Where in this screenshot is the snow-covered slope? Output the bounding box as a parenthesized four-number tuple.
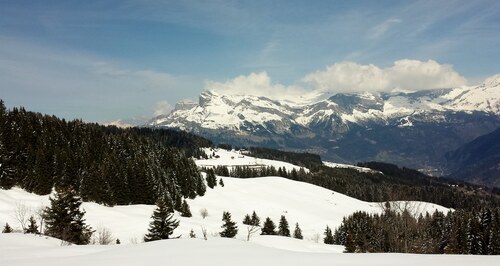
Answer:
(196, 148, 308, 172)
(0, 176, 447, 246)
(2, 234, 499, 266)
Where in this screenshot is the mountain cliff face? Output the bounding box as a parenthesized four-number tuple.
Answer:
(150, 75, 500, 177)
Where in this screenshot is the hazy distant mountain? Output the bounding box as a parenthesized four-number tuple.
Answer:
(446, 126, 500, 188)
(150, 74, 500, 178)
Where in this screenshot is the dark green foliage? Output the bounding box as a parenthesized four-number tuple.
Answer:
(278, 215, 290, 237)
(189, 229, 196, 238)
(25, 216, 39, 234)
(116, 238, 120, 244)
(324, 226, 334, 244)
(243, 211, 261, 226)
(261, 217, 277, 235)
(334, 207, 500, 254)
(293, 223, 303, 239)
(180, 200, 192, 217)
(242, 214, 252, 225)
(43, 188, 93, 244)
(247, 147, 323, 170)
(206, 168, 217, 189)
(144, 199, 179, 242)
(250, 211, 260, 226)
(220, 211, 238, 238)
(0, 101, 209, 205)
(219, 178, 224, 187)
(2, 223, 13, 233)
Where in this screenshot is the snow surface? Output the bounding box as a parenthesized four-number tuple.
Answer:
(323, 161, 378, 173)
(196, 148, 308, 172)
(0, 156, 477, 266)
(1, 233, 499, 266)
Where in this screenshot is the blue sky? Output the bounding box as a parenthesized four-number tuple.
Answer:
(1, 0, 499, 122)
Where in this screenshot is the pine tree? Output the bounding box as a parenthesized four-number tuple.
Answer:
(25, 216, 39, 234)
(2, 223, 13, 233)
(250, 211, 260, 226)
(218, 178, 224, 187)
(324, 225, 334, 244)
(206, 169, 217, 189)
(293, 223, 303, 239)
(278, 215, 290, 237)
(180, 199, 192, 217)
(43, 188, 93, 244)
(243, 214, 252, 225)
(344, 229, 356, 252)
(189, 229, 196, 238)
(116, 238, 121, 244)
(220, 211, 238, 238)
(144, 199, 179, 242)
(261, 217, 277, 235)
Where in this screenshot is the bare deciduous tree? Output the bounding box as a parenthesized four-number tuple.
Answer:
(92, 225, 114, 245)
(246, 224, 260, 241)
(201, 226, 208, 240)
(200, 208, 209, 219)
(12, 203, 31, 231)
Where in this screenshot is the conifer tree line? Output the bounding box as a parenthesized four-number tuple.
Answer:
(0, 100, 209, 206)
(331, 206, 500, 255)
(206, 163, 499, 210)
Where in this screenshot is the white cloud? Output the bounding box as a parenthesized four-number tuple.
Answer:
(153, 100, 173, 116)
(369, 18, 402, 39)
(303, 60, 467, 93)
(204, 72, 306, 101)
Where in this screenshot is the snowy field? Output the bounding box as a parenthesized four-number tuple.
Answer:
(196, 148, 309, 172)
(1, 233, 499, 266)
(0, 153, 470, 265)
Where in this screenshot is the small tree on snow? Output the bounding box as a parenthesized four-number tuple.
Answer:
(2, 223, 13, 233)
(180, 200, 192, 217)
(324, 225, 334, 244)
(144, 199, 179, 242)
(293, 223, 303, 239)
(218, 178, 224, 187)
(25, 216, 39, 234)
(278, 215, 290, 237)
(220, 211, 238, 238)
(200, 208, 209, 219)
(261, 217, 277, 235)
(43, 187, 93, 245)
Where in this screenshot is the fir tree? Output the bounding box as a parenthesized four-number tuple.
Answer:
(206, 169, 217, 189)
(344, 229, 356, 252)
(180, 199, 192, 217)
(250, 211, 260, 226)
(243, 214, 252, 225)
(25, 216, 39, 234)
(218, 178, 224, 187)
(43, 188, 93, 244)
(261, 217, 277, 235)
(324, 225, 334, 244)
(278, 215, 290, 237)
(293, 223, 303, 239)
(144, 199, 179, 242)
(116, 238, 121, 244)
(189, 229, 196, 238)
(220, 211, 238, 238)
(2, 223, 13, 233)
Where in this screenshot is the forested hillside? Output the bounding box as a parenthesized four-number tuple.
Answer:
(0, 100, 209, 206)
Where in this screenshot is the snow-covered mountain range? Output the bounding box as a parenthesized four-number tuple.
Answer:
(150, 74, 500, 177)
